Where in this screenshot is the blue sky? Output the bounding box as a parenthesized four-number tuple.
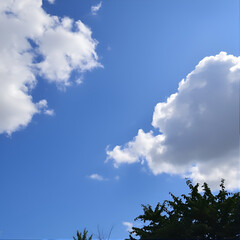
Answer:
(0, 0, 239, 239)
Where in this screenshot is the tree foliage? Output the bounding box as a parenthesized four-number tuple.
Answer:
(73, 226, 113, 240)
(73, 228, 93, 240)
(128, 179, 240, 240)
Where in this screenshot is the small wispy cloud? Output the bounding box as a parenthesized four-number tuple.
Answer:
(123, 222, 133, 232)
(44, 109, 55, 116)
(76, 77, 83, 85)
(36, 100, 54, 116)
(89, 173, 105, 181)
(91, 2, 102, 15)
(47, 0, 55, 4)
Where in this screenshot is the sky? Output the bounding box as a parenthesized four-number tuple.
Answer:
(0, 0, 239, 239)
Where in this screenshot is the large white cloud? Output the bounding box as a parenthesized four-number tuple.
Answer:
(0, 0, 100, 134)
(107, 52, 240, 191)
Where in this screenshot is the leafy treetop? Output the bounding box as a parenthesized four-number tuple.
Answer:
(127, 179, 240, 240)
(73, 228, 93, 240)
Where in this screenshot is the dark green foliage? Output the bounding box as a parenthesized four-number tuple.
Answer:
(73, 228, 93, 240)
(73, 226, 113, 240)
(128, 179, 240, 240)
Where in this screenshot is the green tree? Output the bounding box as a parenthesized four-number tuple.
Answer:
(73, 228, 93, 240)
(128, 179, 240, 240)
(73, 226, 113, 240)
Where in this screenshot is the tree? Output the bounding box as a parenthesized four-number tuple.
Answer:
(73, 226, 113, 240)
(73, 228, 93, 240)
(127, 179, 240, 240)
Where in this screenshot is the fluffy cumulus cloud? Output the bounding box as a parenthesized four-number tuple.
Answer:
(107, 52, 240, 191)
(0, 0, 100, 135)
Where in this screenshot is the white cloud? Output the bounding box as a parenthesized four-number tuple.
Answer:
(107, 52, 240, 191)
(44, 109, 55, 116)
(123, 222, 133, 232)
(36, 99, 54, 116)
(89, 173, 106, 181)
(47, 0, 55, 4)
(37, 18, 102, 85)
(0, 0, 100, 135)
(76, 76, 84, 85)
(91, 2, 102, 15)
